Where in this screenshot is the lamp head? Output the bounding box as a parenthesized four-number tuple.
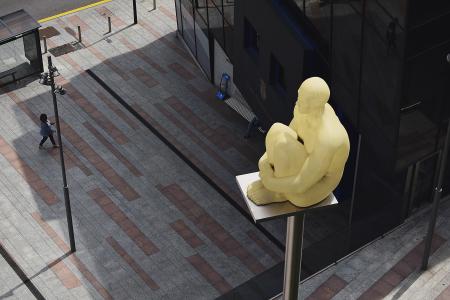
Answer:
(39, 72, 50, 86)
(49, 66, 60, 77)
(55, 85, 66, 95)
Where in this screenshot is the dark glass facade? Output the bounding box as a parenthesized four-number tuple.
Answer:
(234, 0, 450, 276)
(174, 0, 235, 81)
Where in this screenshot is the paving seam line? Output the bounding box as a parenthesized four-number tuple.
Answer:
(85, 68, 284, 251)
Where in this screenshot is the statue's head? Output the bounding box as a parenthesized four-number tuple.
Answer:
(296, 77, 330, 114)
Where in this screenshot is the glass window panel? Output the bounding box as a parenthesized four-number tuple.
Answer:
(223, 4, 234, 26)
(181, 1, 197, 56)
(210, 0, 223, 14)
(374, 0, 407, 28)
(305, 0, 331, 44)
(408, 0, 450, 27)
(208, 4, 225, 49)
(270, 54, 286, 92)
(175, 0, 183, 34)
(331, 1, 363, 125)
(195, 14, 211, 76)
(195, 0, 209, 23)
(291, 0, 305, 13)
(223, 23, 233, 60)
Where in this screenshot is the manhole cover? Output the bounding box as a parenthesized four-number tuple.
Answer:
(39, 26, 60, 39)
(48, 42, 83, 57)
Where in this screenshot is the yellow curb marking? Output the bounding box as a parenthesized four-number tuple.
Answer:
(38, 0, 112, 23)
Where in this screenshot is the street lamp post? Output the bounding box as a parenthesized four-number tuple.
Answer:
(43, 56, 76, 253)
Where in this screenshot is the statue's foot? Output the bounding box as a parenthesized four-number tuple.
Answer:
(247, 180, 285, 205)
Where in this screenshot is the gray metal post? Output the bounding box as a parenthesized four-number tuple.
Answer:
(283, 214, 305, 300)
(77, 26, 82, 43)
(133, 0, 138, 24)
(153, 0, 156, 10)
(422, 120, 450, 270)
(47, 56, 76, 253)
(43, 36, 47, 54)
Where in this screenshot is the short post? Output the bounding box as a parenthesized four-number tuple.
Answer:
(133, 0, 138, 24)
(42, 36, 48, 54)
(153, 0, 156, 10)
(77, 26, 82, 43)
(107, 16, 112, 34)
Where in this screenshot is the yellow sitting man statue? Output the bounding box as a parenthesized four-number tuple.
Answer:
(247, 77, 350, 207)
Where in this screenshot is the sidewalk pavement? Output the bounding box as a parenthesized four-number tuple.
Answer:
(296, 198, 450, 300)
(1, 0, 450, 299)
(0, 0, 284, 299)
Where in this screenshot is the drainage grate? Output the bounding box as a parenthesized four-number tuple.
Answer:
(48, 42, 83, 57)
(39, 26, 60, 39)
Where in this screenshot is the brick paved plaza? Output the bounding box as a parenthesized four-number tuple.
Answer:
(0, 0, 449, 299)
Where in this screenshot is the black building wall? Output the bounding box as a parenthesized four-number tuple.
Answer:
(233, 0, 327, 127)
(233, 0, 450, 273)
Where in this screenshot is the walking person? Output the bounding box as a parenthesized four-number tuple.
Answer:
(39, 113, 59, 149)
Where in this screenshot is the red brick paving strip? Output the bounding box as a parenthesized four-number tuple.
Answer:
(2, 89, 92, 176)
(246, 230, 282, 262)
(130, 68, 159, 88)
(60, 15, 129, 81)
(167, 95, 260, 162)
(88, 46, 131, 81)
(139, 19, 194, 65)
(0, 137, 59, 205)
(61, 54, 83, 72)
(52, 53, 139, 134)
(59, 119, 139, 201)
(132, 104, 245, 209)
(94, 7, 126, 27)
(94, 91, 140, 130)
(88, 188, 158, 255)
(187, 254, 232, 294)
(437, 285, 450, 300)
(48, 259, 81, 289)
(358, 234, 446, 300)
(157, 183, 265, 275)
(62, 81, 129, 145)
(67, 15, 90, 31)
(170, 220, 204, 248)
(106, 236, 159, 290)
(119, 37, 167, 74)
(165, 96, 231, 150)
(168, 62, 195, 80)
(83, 122, 142, 176)
(158, 5, 177, 21)
(306, 275, 347, 300)
(32, 212, 113, 300)
(155, 103, 238, 175)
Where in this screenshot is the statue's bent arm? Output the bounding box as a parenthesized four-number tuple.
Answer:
(260, 145, 334, 194)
